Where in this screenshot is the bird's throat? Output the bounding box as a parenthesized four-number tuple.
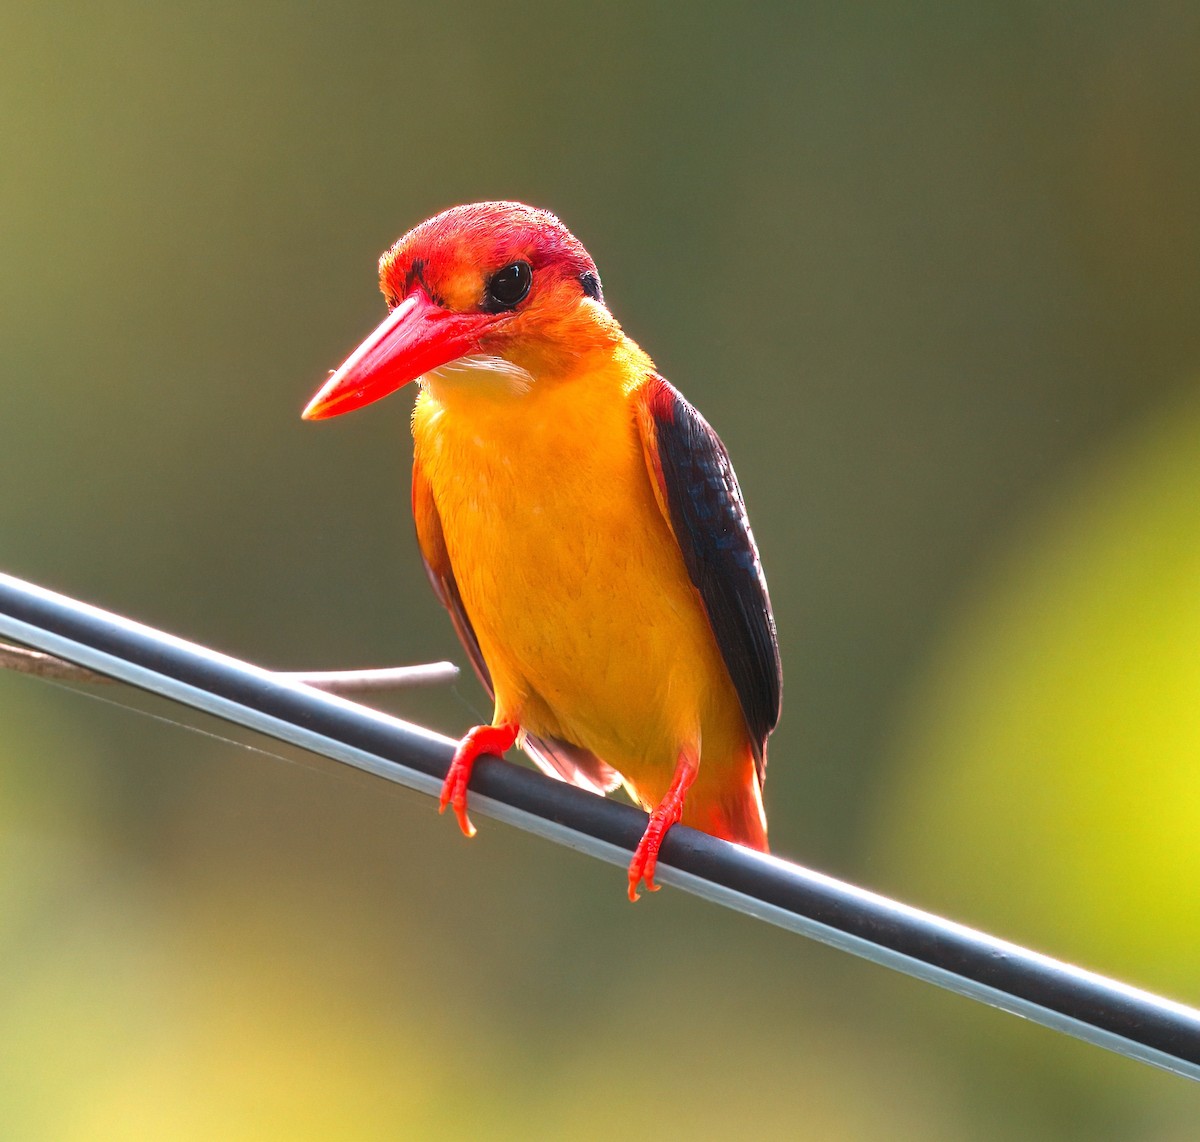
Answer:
(419, 354, 536, 405)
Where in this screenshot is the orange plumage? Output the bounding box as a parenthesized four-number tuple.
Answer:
(304, 202, 781, 898)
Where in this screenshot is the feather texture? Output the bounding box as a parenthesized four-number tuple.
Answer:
(633, 375, 781, 779)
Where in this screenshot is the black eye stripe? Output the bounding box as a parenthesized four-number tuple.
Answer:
(483, 261, 533, 312)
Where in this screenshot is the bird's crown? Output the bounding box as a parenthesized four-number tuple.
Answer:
(379, 201, 603, 316)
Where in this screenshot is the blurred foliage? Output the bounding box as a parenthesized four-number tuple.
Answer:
(871, 389, 1200, 1133)
(2, 0, 1199, 1137)
(877, 389, 1200, 997)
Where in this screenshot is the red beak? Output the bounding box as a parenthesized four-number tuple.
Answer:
(302, 291, 491, 420)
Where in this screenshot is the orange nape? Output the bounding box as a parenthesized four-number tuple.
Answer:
(303, 201, 781, 899)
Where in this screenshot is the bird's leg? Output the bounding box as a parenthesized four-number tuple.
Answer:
(628, 748, 699, 901)
(439, 721, 520, 838)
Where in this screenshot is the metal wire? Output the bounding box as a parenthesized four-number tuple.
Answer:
(1, 568, 1198, 1082)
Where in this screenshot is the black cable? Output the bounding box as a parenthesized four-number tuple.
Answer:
(0, 568, 1197, 1082)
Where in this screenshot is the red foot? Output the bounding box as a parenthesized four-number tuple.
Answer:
(628, 751, 699, 901)
(439, 722, 519, 838)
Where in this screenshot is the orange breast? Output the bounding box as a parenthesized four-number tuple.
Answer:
(411, 354, 751, 809)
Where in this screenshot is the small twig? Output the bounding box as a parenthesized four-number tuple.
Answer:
(0, 639, 458, 695)
(0, 641, 95, 682)
(276, 664, 459, 693)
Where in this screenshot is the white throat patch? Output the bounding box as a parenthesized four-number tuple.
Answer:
(420, 354, 535, 399)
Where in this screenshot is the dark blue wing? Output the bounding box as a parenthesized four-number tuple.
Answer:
(635, 375, 781, 777)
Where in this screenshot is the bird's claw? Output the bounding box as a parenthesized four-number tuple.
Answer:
(626, 749, 698, 901)
(438, 764, 476, 838)
(627, 839, 665, 902)
(438, 722, 519, 841)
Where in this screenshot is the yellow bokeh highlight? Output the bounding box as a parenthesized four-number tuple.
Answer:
(878, 385, 1200, 999)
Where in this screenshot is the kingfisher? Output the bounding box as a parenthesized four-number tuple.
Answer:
(303, 202, 781, 899)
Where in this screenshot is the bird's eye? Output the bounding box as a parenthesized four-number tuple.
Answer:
(483, 261, 533, 312)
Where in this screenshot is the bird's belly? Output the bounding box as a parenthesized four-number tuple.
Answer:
(417, 391, 742, 784)
(456, 466, 714, 759)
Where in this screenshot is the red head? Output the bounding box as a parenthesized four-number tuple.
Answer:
(302, 202, 614, 420)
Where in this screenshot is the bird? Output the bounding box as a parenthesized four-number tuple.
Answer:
(302, 202, 781, 899)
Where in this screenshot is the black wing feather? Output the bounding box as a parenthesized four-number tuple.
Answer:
(638, 376, 781, 777)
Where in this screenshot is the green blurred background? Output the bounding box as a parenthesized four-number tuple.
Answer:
(3, 2, 1199, 1137)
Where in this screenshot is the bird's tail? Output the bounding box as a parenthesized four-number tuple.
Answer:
(710, 784, 769, 852)
(684, 746, 769, 853)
